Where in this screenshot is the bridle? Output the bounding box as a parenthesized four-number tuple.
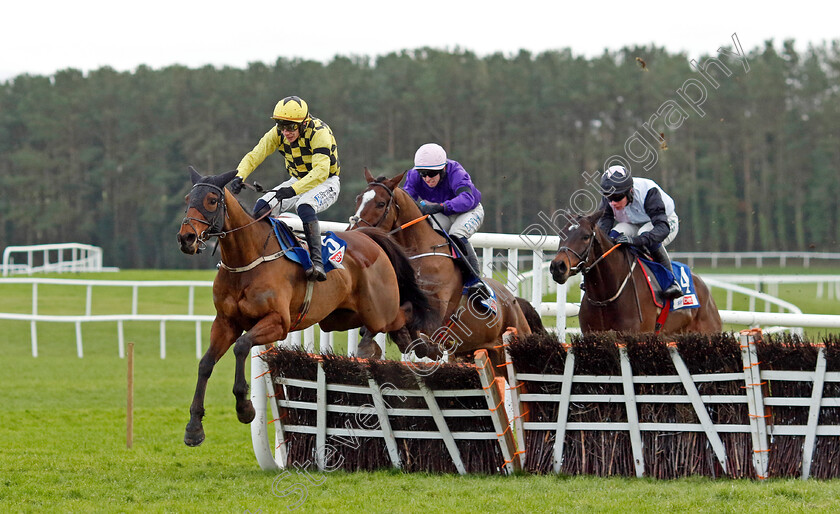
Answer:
(348, 181, 400, 231)
(557, 223, 635, 306)
(556, 225, 597, 275)
(181, 183, 228, 252)
(181, 182, 269, 252)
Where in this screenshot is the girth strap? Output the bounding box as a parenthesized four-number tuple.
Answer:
(289, 279, 315, 332)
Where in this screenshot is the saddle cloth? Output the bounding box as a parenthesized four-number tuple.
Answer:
(638, 257, 700, 310)
(269, 218, 346, 273)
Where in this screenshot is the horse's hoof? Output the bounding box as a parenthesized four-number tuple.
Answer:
(184, 428, 205, 447)
(237, 402, 256, 424)
(356, 341, 382, 360)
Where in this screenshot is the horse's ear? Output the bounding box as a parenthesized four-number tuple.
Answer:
(586, 209, 605, 226)
(216, 169, 239, 188)
(390, 170, 408, 188)
(363, 167, 374, 183)
(189, 166, 202, 185)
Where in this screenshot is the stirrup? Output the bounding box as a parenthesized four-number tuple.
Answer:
(306, 263, 327, 282)
(663, 282, 682, 299)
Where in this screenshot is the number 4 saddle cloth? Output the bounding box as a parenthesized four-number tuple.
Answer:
(638, 257, 700, 310)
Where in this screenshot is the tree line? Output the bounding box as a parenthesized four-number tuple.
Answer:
(1, 39, 838, 269)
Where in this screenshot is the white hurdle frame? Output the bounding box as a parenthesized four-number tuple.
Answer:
(510, 330, 836, 479)
(249, 347, 523, 474)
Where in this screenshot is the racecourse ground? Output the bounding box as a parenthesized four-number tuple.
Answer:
(1, 269, 839, 512)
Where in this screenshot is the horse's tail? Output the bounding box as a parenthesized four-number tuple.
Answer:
(357, 227, 435, 334)
(515, 296, 547, 334)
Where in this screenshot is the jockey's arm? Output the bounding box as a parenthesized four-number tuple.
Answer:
(637, 188, 671, 248)
(596, 197, 615, 233)
(287, 128, 333, 194)
(290, 152, 330, 194)
(441, 163, 479, 214)
(443, 186, 478, 214)
(235, 127, 280, 180)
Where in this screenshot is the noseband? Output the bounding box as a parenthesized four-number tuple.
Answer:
(557, 228, 596, 275)
(181, 182, 227, 251)
(349, 181, 400, 230)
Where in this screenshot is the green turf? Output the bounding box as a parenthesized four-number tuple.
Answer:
(2, 269, 840, 512)
(2, 332, 840, 512)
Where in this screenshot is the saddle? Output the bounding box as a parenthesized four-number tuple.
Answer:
(269, 218, 346, 273)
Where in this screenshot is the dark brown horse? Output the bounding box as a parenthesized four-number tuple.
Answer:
(348, 169, 540, 370)
(548, 211, 721, 334)
(177, 167, 434, 446)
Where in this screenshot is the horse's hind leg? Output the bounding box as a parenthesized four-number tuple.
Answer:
(185, 320, 236, 446)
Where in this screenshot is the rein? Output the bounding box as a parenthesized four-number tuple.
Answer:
(389, 213, 429, 235)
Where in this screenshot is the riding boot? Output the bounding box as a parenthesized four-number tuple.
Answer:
(302, 220, 327, 282)
(454, 237, 488, 298)
(651, 245, 682, 299)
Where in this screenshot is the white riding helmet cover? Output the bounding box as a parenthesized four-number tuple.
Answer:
(414, 143, 447, 170)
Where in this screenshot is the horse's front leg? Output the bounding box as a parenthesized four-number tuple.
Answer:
(232, 312, 289, 424)
(185, 318, 237, 446)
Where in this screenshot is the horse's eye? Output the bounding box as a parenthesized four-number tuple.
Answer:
(209, 198, 217, 205)
(376, 202, 385, 208)
(583, 234, 591, 241)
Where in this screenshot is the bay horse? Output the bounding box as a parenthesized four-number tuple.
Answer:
(548, 210, 721, 334)
(177, 167, 434, 446)
(348, 169, 541, 371)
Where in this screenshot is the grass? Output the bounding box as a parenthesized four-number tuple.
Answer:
(2, 269, 840, 512)
(2, 336, 840, 512)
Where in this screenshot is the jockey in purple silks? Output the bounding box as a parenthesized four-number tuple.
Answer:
(403, 143, 487, 297)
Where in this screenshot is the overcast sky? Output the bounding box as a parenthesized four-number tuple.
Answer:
(2, 1, 837, 82)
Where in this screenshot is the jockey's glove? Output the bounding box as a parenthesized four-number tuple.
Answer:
(614, 234, 636, 246)
(419, 202, 444, 215)
(228, 176, 244, 194)
(274, 187, 297, 202)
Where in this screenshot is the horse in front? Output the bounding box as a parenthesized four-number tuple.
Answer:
(177, 167, 433, 446)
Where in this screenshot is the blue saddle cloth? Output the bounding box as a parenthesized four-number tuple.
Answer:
(269, 218, 346, 273)
(638, 256, 700, 310)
